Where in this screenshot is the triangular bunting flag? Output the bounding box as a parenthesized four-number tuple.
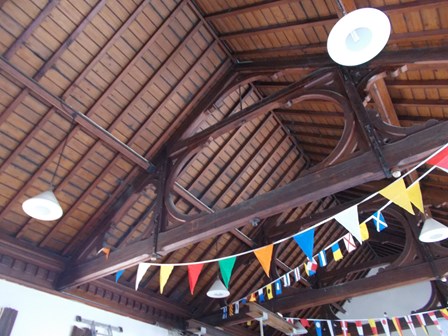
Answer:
(283, 273, 291, 287)
(115, 270, 125, 283)
(380, 318, 390, 336)
(187, 263, 203, 295)
(331, 242, 343, 261)
(234, 301, 239, 314)
(275, 279, 282, 295)
(427, 146, 448, 169)
(316, 321, 322, 336)
(327, 320, 335, 336)
(301, 319, 310, 328)
(228, 304, 234, 317)
(318, 250, 328, 267)
(97, 247, 111, 259)
(407, 182, 425, 213)
(355, 321, 364, 336)
(404, 316, 416, 336)
(219, 256, 236, 289)
(254, 244, 273, 278)
(416, 313, 429, 336)
(440, 308, 448, 320)
(428, 312, 444, 335)
(293, 267, 301, 282)
(135, 263, 151, 290)
(392, 317, 403, 336)
(258, 288, 265, 303)
(379, 178, 414, 214)
(372, 211, 388, 232)
(368, 319, 378, 336)
(266, 283, 274, 300)
(306, 259, 318, 276)
(341, 321, 348, 336)
(360, 222, 369, 241)
(334, 204, 363, 244)
(343, 233, 357, 253)
(249, 292, 256, 302)
(293, 229, 315, 260)
(160, 265, 174, 294)
(222, 306, 227, 319)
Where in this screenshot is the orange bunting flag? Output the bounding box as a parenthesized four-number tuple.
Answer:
(407, 182, 425, 213)
(379, 179, 414, 214)
(368, 319, 378, 336)
(160, 265, 174, 294)
(392, 317, 403, 336)
(135, 263, 151, 290)
(97, 247, 111, 259)
(440, 308, 448, 320)
(187, 264, 203, 295)
(248, 292, 256, 302)
(254, 244, 274, 277)
(360, 222, 369, 241)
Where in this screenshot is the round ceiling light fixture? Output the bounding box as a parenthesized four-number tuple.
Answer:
(22, 189, 63, 221)
(419, 217, 448, 243)
(207, 277, 230, 299)
(327, 8, 391, 66)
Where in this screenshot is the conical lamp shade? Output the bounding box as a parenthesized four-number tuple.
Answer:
(419, 217, 448, 243)
(207, 278, 230, 299)
(22, 190, 63, 221)
(327, 8, 391, 66)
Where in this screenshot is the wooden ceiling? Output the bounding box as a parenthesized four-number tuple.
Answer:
(1, 0, 448, 335)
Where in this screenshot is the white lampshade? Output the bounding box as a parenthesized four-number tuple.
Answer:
(22, 190, 63, 221)
(207, 278, 230, 299)
(327, 8, 391, 66)
(419, 217, 448, 243)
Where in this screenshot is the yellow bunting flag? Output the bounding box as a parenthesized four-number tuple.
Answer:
(254, 244, 274, 277)
(331, 243, 343, 261)
(360, 222, 369, 241)
(369, 319, 378, 336)
(249, 292, 256, 302)
(160, 265, 174, 294)
(440, 308, 448, 320)
(379, 179, 414, 214)
(266, 284, 274, 300)
(407, 182, 424, 213)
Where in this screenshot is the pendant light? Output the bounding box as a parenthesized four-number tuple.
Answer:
(419, 217, 448, 243)
(207, 277, 230, 299)
(22, 119, 73, 221)
(327, 4, 391, 66)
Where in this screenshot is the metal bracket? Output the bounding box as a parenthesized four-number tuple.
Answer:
(75, 316, 123, 336)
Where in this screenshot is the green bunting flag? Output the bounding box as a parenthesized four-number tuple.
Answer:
(219, 256, 236, 289)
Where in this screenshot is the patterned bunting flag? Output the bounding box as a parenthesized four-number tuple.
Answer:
(360, 222, 370, 241)
(258, 288, 265, 303)
(404, 316, 416, 336)
(343, 233, 357, 253)
(417, 314, 430, 336)
(380, 318, 391, 336)
(318, 250, 328, 267)
(222, 306, 228, 319)
(254, 244, 274, 278)
(334, 204, 363, 243)
(427, 146, 448, 169)
(391, 317, 403, 336)
(228, 304, 234, 317)
(115, 270, 125, 283)
(416, 313, 429, 336)
(341, 320, 348, 336)
(293, 229, 315, 260)
(331, 242, 343, 261)
(219, 256, 236, 289)
(327, 320, 335, 336)
(373, 211, 388, 232)
(368, 319, 378, 336)
(187, 263, 203, 295)
(135, 263, 151, 290)
(355, 321, 364, 336)
(301, 319, 310, 328)
(266, 283, 274, 300)
(407, 182, 425, 213)
(234, 301, 239, 314)
(315, 321, 322, 336)
(428, 311, 444, 335)
(275, 279, 282, 295)
(160, 265, 174, 294)
(293, 267, 301, 282)
(440, 308, 448, 320)
(248, 292, 256, 302)
(283, 273, 291, 287)
(306, 259, 318, 276)
(379, 178, 414, 214)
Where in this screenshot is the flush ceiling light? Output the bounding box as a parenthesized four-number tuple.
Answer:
(207, 278, 230, 299)
(22, 190, 63, 221)
(327, 8, 391, 66)
(419, 217, 448, 243)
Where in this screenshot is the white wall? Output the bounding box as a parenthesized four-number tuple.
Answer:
(0, 279, 170, 336)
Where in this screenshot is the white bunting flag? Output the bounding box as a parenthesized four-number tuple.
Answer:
(234, 301, 240, 314)
(327, 320, 335, 336)
(135, 263, 151, 290)
(334, 204, 363, 244)
(343, 233, 357, 253)
(293, 267, 301, 282)
(428, 312, 444, 335)
(404, 315, 416, 336)
(283, 273, 291, 287)
(380, 319, 391, 336)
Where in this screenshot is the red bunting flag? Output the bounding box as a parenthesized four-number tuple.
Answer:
(368, 319, 378, 336)
(355, 321, 364, 336)
(428, 312, 444, 335)
(427, 146, 448, 169)
(187, 264, 203, 295)
(301, 319, 310, 328)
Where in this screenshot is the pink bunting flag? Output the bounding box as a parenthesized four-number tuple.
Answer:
(187, 264, 203, 295)
(427, 146, 448, 169)
(404, 315, 416, 336)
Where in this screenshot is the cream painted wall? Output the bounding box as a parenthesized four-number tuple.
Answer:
(0, 279, 171, 336)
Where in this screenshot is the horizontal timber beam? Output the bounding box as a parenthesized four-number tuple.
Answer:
(201, 256, 448, 326)
(57, 121, 448, 288)
(0, 56, 152, 170)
